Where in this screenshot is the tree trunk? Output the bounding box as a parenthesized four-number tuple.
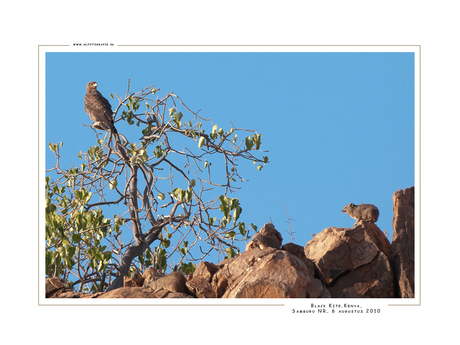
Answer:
(106, 231, 160, 291)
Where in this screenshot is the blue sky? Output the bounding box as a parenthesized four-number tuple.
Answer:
(46, 51, 414, 262)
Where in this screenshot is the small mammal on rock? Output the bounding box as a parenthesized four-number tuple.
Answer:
(342, 203, 379, 226)
(145, 271, 187, 293)
(252, 232, 281, 250)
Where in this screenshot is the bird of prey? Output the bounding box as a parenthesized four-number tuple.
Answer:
(84, 81, 117, 133)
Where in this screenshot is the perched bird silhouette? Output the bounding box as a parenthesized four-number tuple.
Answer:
(84, 81, 117, 133)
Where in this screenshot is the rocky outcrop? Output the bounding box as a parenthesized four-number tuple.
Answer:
(46, 187, 415, 299)
(304, 222, 394, 297)
(213, 248, 314, 298)
(186, 261, 219, 298)
(391, 186, 415, 298)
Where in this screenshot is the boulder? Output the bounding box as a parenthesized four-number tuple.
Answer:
(213, 247, 312, 298)
(124, 271, 144, 287)
(304, 226, 380, 284)
(246, 223, 283, 251)
(391, 186, 415, 298)
(306, 277, 328, 298)
(304, 222, 394, 298)
(327, 252, 394, 298)
(45, 277, 65, 297)
(191, 261, 219, 282)
(186, 277, 217, 298)
(282, 242, 316, 277)
(363, 222, 392, 259)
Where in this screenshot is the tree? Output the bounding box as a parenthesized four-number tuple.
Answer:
(45, 81, 268, 292)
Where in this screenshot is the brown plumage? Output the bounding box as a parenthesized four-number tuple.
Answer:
(84, 81, 117, 133)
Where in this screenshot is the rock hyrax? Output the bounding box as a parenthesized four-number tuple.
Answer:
(342, 203, 379, 226)
(145, 271, 187, 293)
(252, 232, 281, 250)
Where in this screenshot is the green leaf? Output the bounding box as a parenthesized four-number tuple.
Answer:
(185, 189, 192, 202)
(173, 188, 184, 201)
(212, 124, 218, 134)
(226, 247, 236, 258)
(157, 192, 165, 201)
(180, 262, 196, 274)
(67, 245, 77, 258)
(226, 231, 236, 238)
(245, 137, 253, 150)
(253, 133, 262, 149)
(71, 233, 82, 243)
(230, 198, 240, 210)
(109, 179, 118, 190)
(219, 195, 230, 218)
(162, 238, 170, 249)
(238, 222, 246, 236)
(198, 136, 205, 149)
(49, 142, 58, 153)
(233, 206, 242, 223)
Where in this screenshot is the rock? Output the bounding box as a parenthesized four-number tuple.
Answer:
(260, 223, 283, 244)
(98, 287, 158, 298)
(45, 277, 65, 297)
(282, 242, 316, 277)
(191, 261, 219, 282)
(320, 286, 332, 298)
(153, 290, 194, 298)
(51, 291, 96, 298)
(391, 186, 415, 298)
(46, 277, 106, 298)
(304, 223, 395, 298)
(246, 223, 283, 251)
(306, 277, 326, 298)
(81, 292, 105, 298)
(124, 271, 144, 287)
(251, 232, 281, 250)
(304, 226, 380, 284)
(142, 267, 164, 286)
(186, 277, 217, 298)
(211, 256, 237, 297)
(336, 287, 365, 298)
(213, 248, 311, 298)
(361, 222, 392, 259)
(327, 252, 394, 298)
